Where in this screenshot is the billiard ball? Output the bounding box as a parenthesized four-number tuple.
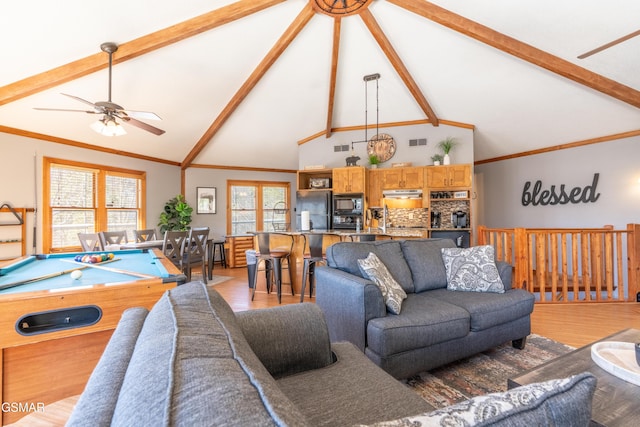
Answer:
(70, 270, 83, 280)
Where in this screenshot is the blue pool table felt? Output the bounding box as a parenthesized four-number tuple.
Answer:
(0, 249, 175, 294)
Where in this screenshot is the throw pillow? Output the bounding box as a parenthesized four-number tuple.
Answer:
(441, 245, 505, 293)
(358, 252, 407, 314)
(361, 372, 596, 427)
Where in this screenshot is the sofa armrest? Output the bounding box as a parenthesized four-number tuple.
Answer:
(236, 303, 334, 379)
(496, 260, 513, 290)
(315, 266, 387, 351)
(67, 307, 149, 427)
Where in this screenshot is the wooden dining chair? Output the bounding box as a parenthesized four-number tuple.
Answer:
(162, 230, 188, 269)
(99, 230, 128, 249)
(134, 229, 157, 243)
(78, 232, 103, 252)
(183, 227, 209, 283)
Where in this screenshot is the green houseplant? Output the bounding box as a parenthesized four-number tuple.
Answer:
(158, 195, 193, 233)
(438, 137, 457, 165)
(431, 154, 443, 165)
(368, 154, 381, 168)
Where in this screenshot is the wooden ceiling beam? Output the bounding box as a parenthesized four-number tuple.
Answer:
(324, 18, 342, 138)
(389, 0, 640, 109)
(181, 4, 316, 168)
(359, 9, 439, 126)
(0, 0, 285, 106)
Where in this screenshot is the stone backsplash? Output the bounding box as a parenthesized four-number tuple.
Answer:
(387, 208, 429, 228)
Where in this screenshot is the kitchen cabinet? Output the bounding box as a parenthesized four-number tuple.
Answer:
(333, 166, 367, 194)
(381, 166, 424, 189)
(297, 169, 333, 191)
(367, 169, 383, 207)
(426, 164, 471, 188)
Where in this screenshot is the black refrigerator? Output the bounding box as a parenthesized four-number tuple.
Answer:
(295, 190, 332, 230)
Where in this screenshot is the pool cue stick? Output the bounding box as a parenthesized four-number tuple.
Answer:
(0, 264, 92, 291)
(32, 152, 37, 254)
(60, 258, 156, 279)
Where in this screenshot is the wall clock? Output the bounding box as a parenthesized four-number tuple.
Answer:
(311, 0, 373, 17)
(367, 133, 396, 163)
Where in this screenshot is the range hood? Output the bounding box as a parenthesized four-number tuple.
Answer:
(382, 189, 423, 199)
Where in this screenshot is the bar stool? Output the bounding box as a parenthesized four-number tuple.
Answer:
(251, 232, 294, 303)
(300, 232, 340, 302)
(207, 236, 227, 279)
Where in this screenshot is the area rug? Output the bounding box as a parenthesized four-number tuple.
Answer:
(405, 334, 575, 409)
(188, 272, 232, 286)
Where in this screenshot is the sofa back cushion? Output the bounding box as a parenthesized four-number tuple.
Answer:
(326, 240, 415, 293)
(400, 239, 456, 293)
(112, 281, 310, 427)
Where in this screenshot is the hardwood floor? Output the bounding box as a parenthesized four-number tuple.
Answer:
(7, 265, 640, 426)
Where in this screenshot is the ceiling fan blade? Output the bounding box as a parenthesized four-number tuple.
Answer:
(61, 93, 101, 110)
(34, 107, 97, 114)
(121, 110, 162, 121)
(119, 116, 165, 135)
(578, 29, 640, 59)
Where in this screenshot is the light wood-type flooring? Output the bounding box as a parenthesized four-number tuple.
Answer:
(7, 265, 640, 426)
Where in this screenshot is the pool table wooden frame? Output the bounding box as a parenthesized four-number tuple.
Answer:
(0, 248, 184, 425)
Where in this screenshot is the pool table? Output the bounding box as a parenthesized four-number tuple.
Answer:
(0, 248, 186, 425)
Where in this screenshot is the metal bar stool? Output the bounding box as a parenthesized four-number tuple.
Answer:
(208, 237, 227, 279)
(300, 233, 328, 302)
(251, 232, 294, 303)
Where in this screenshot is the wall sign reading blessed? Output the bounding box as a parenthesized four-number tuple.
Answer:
(521, 173, 601, 206)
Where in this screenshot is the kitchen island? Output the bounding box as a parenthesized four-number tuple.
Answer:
(250, 228, 428, 296)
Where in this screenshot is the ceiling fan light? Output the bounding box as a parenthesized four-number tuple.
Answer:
(90, 116, 126, 136)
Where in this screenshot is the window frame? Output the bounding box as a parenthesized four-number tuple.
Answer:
(43, 157, 147, 253)
(226, 180, 290, 235)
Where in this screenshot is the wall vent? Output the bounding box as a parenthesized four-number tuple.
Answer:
(334, 145, 350, 152)
(409, 138, 427, 147)
(418, 138, 427, 146)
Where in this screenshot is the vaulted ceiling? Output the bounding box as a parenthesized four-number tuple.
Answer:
(2, 0, 640, 169)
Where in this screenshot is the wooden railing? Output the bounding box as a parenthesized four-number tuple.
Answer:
(477, 224, 640, 303)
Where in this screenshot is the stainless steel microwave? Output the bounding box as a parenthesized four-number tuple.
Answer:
(333, 194, 363, 214)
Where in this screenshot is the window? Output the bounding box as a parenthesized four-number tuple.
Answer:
(43, 157, 146, 252)
(228, 181, 290, 235)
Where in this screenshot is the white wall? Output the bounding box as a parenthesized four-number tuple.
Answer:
(184, 167, 297, 236)
(0, 133, 180, 253)
(474, 135, 640, 230)
(298, 123, 474, 169)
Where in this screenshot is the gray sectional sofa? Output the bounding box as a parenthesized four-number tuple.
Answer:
(315, 238, 536, 379)
(67, 281, 596, 426)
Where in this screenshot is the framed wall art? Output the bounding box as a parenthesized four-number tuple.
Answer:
(196, 187, 216, 214)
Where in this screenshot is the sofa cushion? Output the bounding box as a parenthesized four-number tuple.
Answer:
(427, 288, 535, 332)
(400, 239, 456, 293)
(366, 293, 470, 357)
(442, 245, 505, 293)
(361, 372, 597, 427)
(277, 342, 434, 426)
(112, 281, 311, 427)
(326, 240, 415, 293)
(358, 252, 407, 314)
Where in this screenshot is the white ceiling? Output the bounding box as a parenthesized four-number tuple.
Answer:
(2, 0, 640, 169)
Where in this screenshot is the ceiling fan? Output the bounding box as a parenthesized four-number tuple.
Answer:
(578, 29, 640, 59)
(35, 42, 165, 136)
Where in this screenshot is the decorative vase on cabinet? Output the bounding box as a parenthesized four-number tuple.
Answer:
(443, 154, 451, 165)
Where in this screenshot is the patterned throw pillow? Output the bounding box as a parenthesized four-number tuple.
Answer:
(441, 245, 505, 293)
(359, 372, 596, 427)
(358, 252, 407, 314)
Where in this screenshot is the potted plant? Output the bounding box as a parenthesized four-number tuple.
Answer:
(158, 194, 193, 234)
(438, 137, 458, 165)
(368, 154, 381, 169)
(431, 154, 443, 166)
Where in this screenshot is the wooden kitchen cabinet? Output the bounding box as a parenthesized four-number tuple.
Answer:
(333, 166, 367, 194)
(367, 169, 383, 207)
(382, 166, 424, 189)
(426, 164, 471, 188)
